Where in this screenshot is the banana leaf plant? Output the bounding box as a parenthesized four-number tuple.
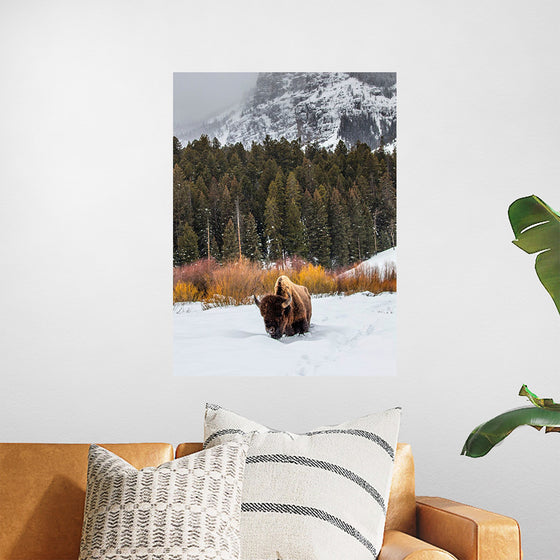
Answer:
(461, 386, 560, 458)
(462, 195, 560, 458)
(508, 195, 560, 313)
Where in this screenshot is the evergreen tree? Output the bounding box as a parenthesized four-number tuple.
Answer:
(348, 187, 365, 262)
(271, 170, 286, 215)
(285, 171, 301, 203)
(175, 223, 199, 265)
(194, 192, 210, 257)
(371, 207, 381, 255)
(210, 234, 220, 261)
(299, 157, 317, 191)
(222, 219, 238, 262)
(378, 170, 397, 251)
(284, 200, 306, 257)
(347, 186, 375, 261)
(360, 200, 375, 258)
(242, 212, 262, 261)
(226, 173, 242, 203)
(308, 186, 331, 266)
(264, 195, 283, 261)
(173, 164, 188, 251)
(253, 177, 268, 227)
(194, 175, 208, 197)
(334, 139, 348, 160)
(207, 177, 221, 242)
(300, 189, 314, 256)
(356, 175, 374, 216)
(329, 188, 350, 267)
(283, 172, 305, 256)
(173, 136, 182, 166)
(260, 158, 279, 191)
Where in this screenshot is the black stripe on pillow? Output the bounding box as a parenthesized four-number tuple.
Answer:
(203, 429, 247, 448)
(205, 428, 394, 459)
(247, 454, 386, 512)
(304, 429, 395, 459)
(241, 502, 377, 557)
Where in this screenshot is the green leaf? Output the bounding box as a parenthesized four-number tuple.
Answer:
(461, 406, 560, 457)
(519, 384, 560, 410)
(508, 195, 560, 314)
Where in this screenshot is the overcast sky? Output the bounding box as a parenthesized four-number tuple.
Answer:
(173, 73, 258, 132)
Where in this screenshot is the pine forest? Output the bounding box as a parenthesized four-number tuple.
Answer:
(173, 135, 396, 270)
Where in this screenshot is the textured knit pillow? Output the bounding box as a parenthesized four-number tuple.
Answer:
(79, 441, 248, 560)
(204, 404, 401, 560)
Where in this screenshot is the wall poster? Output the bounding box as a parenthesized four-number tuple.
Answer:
(173, 72, 396, 376)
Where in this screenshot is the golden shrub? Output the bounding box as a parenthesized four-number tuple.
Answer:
(293, 264, 337, 295)
(337, 263, 397, 295)
(173, 281, 201, 303)
(173, 257, 396, 306)
(205, 258, 264, 306)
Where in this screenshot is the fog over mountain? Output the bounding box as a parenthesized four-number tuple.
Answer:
(173, 73, 258, 130)
(176, 72, 396, 151)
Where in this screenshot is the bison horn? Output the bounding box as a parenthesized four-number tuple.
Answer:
(281, 295, 292, 308)
(253, 295, 260, 307)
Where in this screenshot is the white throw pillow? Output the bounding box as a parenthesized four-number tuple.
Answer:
(204, 404, 401, 560)
(79, 441, 248, 560)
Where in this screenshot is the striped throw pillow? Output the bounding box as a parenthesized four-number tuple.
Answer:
(79, 441, 248, 560)
(204, 404, 401, 560)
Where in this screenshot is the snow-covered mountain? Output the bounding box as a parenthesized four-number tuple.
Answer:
(179, 72, 396, 151)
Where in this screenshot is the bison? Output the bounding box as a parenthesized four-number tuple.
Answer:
(254, 275, 312, 339)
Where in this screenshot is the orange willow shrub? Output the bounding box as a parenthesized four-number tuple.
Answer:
(173, 281, 201, 303)
(381, 263, 397, 292)
(172, 257, 396, 305)
(205, 258, 265, 306)
(174, 258, 220, 294)
(293, 264, 337, 295)
(337, 263, 397, 295)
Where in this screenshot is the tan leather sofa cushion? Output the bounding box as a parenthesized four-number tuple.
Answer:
(175, 442, 417, 538)
(379, 530, 457, 559)
(0, 443, 173, 560)
(175, 441, 203, 457)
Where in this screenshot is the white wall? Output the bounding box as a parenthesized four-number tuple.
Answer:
(1, 1, 559, 558)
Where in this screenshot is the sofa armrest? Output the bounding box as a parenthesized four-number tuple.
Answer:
(379, 530, 457, 559)
(416, 497, 522, 560)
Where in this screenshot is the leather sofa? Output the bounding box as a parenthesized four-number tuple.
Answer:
(0, 442, 522, 560)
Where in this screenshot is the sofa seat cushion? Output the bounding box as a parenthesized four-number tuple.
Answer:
(0, 442, 173, 560)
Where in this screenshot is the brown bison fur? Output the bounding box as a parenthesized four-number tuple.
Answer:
(254, 275, 312, 339)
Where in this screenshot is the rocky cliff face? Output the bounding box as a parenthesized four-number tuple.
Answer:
(181, 72, 396, 150)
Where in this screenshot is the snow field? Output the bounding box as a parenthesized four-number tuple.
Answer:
(174, 291, 396, 376)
